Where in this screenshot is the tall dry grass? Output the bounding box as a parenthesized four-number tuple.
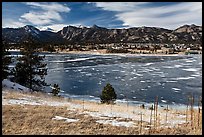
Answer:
(2, 90, 202, 135)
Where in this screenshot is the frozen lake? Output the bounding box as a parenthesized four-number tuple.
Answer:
(9, 52, 202, 106)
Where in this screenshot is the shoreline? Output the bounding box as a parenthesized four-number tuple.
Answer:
(2, 79, 198, 111)
(3, 86, 200, 111)
(50, 50, 187, 56)
(9, 49, 202, 56)
(8, 49, 202, 57)
(59, 92, 192, 111)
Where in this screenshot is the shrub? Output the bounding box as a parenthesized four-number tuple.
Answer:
(140, 104, 145, 109)
(100, 83, 117, 104)
(52, 84, 60, 96)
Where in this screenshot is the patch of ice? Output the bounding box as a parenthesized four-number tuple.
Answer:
(166, 80, 177, 83)
(185, 60, 194, 63)
(163, 66, 174, 69)
(161, 100, 167, 103)
(135, 73, 143, 76)
(174, 65, 182, 68)
(50, 57, 95, 63)
(112, 70, 120, 72)
(191, 74, 201, 77)
(65, 70, 69, 72)
(8, 65, 15, 68)
(172, 77, 195, 80)
(172, 88, 181, 91)
(182, 68, 199, 72)
(129, 77, 137, 81)
(144, 63, 154, 66)
(151, 68, 160, 71)
(85, 73, 92, 76)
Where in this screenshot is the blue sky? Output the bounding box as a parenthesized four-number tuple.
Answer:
(2, 2, 202, 32)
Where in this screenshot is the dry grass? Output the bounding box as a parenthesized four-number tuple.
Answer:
(2, 105, 141, 135)
(2, 90, 202, 135)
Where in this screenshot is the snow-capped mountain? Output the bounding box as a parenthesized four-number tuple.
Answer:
(2, 24, 202, 44)
(2, 25, 64, 44)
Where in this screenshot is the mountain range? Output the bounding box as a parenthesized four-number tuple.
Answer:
(2, 24, 202, 45)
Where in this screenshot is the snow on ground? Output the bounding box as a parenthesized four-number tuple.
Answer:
(3, 99, 42, 106)
(96, 119, 136, 128)
(7, 49, 21, 52)
(52, 116, 79, 123)
(2, 97, 71, 107)
(2, 79, 30, 92)
(80, 104, 188, 128)
(2, 79, 190, 128)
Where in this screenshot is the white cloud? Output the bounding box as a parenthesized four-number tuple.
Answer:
(92, 2, 147, 12)
(21, 2, 70, 25)
(21, 11, 62, 25)
(91, 2, 202, 29)
(25, 2, 70, 12)
(2, 19, 26, 28)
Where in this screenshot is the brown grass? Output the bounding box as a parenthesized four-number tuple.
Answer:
(2, 90, 202, 135)
(2, 105, 142, 135)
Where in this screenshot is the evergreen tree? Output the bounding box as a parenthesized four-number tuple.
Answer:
(100, 83, 117, 104)
(13, 35, 47, 91)
(52, 84, 60, 96)
(2, 40, 12, 81)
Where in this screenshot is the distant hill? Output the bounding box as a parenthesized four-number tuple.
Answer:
(2, 24, 202, 45)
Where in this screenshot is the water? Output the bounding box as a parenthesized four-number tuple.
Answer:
(9, 52, 202, 106)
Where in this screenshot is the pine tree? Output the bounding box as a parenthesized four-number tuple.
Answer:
(2, 40, 12, 81)
(52, 84, 60, 96)
(13, 35, 47, 91)
(100, 83, 117, 104)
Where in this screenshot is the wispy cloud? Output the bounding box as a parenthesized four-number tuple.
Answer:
(2, 19, 27, 28)
(91, 2, 202, 29)
(91, 2, 147, 12)
(3, 2, 202, 30)
(21, 2, 70, 25)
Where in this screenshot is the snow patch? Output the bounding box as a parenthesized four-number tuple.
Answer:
(7, 49, 21, 52)
(52, 116, 79, 122)
(3, 99, 41, 106)
(2, 79, 30, 92)
(96, 119, 136, 127)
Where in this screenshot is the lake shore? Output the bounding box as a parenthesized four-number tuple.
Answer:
(2, 88, 202, 135)
(9, 48, 201, 57)
(54, 49, 187, 56)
